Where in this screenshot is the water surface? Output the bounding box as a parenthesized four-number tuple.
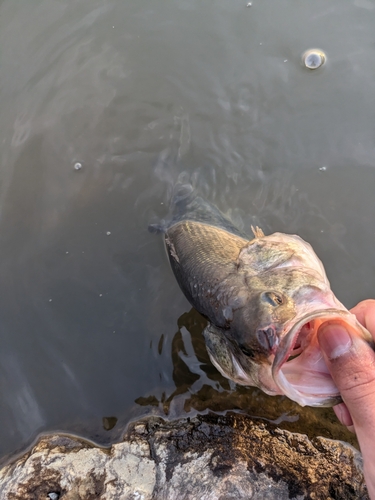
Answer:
(1, 0, 375, 461)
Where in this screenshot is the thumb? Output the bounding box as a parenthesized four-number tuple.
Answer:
(317, 322, 375, 433)
(318, 322, 375, 498)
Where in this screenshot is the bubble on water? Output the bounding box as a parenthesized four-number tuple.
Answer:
(246, 2, 252, 6)
(73, 162, 82, 170)
(319, 166, 327, 171)
(65, 251, 69, 254)
(49, 299, 52, 302)
(106, 231, 111, 236)
(303, 49, 326, 70)
(284, 59, 288, 63)
(99, 294, 103, 297)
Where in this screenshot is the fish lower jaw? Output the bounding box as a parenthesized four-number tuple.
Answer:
(207, 350, 281, 396)
(275, 369, 341, 407)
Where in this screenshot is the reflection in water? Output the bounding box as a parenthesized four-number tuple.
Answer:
(1, 352, 45, 440)
(136, 308, 359, 447)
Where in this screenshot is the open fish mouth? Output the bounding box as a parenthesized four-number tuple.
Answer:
(273, 309, 373, 407)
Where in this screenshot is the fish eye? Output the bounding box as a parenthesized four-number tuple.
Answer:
(261, 291, 284, 307)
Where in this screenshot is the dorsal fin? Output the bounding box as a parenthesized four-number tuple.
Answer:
(251, 225, 265, 238)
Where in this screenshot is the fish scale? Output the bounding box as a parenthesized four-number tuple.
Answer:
(166, 220, 249, 329)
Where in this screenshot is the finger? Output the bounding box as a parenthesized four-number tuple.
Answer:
(318, 322, 375, 431)
(319, 320, 375, 497)
(350, 299, 375, 336)
(333, 402, 353, 427)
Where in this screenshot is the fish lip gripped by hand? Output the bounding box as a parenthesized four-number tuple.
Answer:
(273, 308, 373, 407)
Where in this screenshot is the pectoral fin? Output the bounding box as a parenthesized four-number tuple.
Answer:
(203, 324, 235, 379)
(203, 324, 251, 385)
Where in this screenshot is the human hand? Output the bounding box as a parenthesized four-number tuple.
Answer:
(318, 299, 375, 499)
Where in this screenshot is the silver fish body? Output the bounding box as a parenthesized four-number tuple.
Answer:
(163, 194, 373, 407)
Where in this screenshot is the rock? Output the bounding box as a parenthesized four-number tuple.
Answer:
(0, 412, 368, 499)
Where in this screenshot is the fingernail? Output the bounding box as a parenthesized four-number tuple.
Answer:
(318, 323, 353, 359)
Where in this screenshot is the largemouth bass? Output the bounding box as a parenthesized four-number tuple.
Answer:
(160, 188, 373, 407)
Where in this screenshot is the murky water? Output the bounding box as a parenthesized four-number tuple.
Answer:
(1, 0, 375, 462)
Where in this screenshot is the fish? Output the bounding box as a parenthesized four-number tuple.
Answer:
(158, 186, 373, 407)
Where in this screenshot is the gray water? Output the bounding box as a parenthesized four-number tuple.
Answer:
(1, 0, 375, 462)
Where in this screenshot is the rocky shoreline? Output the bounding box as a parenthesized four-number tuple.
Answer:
(0, 412, 367, 499)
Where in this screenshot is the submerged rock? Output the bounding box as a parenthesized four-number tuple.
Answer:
(0, 412, 367, 499)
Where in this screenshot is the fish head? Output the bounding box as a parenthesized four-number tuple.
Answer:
(205, 300, 373, 407)
(232, 277, 374, 406)
(204, 289, 299, 396)
(231, 232, 374, 406)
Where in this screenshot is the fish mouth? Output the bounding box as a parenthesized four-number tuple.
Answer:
(272, 309, 373, 407)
